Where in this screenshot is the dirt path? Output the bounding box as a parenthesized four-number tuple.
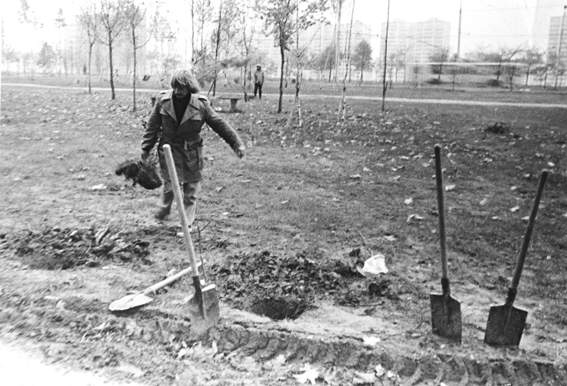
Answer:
(0, 338, 143, 386)
(4, 82, 567, 109)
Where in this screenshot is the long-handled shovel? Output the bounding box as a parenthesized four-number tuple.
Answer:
(430, 145, 462, 343)
(484, 170, 548, 347)
(163, 144, 220, 332)
(109, 265, 198, 312)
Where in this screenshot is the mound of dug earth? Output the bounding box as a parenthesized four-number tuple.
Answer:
(3, 226, 152, 270)
(210, 250, 425, 319)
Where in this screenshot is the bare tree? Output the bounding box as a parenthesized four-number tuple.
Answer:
(521, 48, 542, 87)
(331, 0, 343, 82)
(256, 0, 329, 113)
(211, 0, 223, 96)
(239, 3, 256, 101)
(381, 0, 391, 112)
(338, 0, 355, 121)
(124, 0, 151, 111)
(78, 4, 98, 94)
(429, 48, 449, 81)
(98, 0, 126, 100)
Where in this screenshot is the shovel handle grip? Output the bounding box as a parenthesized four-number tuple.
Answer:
(434, 145, 448, 280)
(510, 170, 548, 290)
(163, 145, 201, 279)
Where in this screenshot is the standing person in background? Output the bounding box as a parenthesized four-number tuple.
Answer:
(141, 70, 245, 225)
(253, 65, 264, 100)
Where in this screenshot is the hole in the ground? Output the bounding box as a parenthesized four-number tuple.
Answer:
(249, 296, 308, 320)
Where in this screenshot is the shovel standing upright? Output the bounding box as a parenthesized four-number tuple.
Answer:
(163, 144, 220, 332)
(484, 170, 548, 347)
(430, 144, 462, 343)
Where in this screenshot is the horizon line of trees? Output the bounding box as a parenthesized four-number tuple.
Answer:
(3, 0, 567, 113)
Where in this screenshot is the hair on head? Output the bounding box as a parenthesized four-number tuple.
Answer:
(170, 70, 200, 93)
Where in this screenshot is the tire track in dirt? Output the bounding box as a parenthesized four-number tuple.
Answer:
(3, 291, 564, 385)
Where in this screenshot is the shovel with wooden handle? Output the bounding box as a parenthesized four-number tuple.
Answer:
(163, 144, 220, 333)
(430, 144, 462, 343)
(108, 265, 199, 312)
(484, 170, 548, 347)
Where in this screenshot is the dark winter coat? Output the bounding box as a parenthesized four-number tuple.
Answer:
(141, 90, 243, 184)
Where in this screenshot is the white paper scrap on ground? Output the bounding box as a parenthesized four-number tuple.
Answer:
(357, 253, 389, 277)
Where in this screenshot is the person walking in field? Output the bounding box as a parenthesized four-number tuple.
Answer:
(141, 70, 245, 224)
(253, 65, 264, 100)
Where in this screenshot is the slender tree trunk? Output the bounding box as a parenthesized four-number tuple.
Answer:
(333, 1, 342, 82)
(108, 31, 116, 100)
(212, 1, 223, 96)
(191, 0, 195, 63)
(381, 0, 391, 112)
(132, 27, 137, 111)
(359, 64, 363, 83)
(278, 43, 285, 113)
(87, 43, 93, 94)
(339, 0, 355, 120)
(525, 65, 530, 87)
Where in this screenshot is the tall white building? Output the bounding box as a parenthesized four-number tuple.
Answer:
(547, 7, 567, 65)
(533, 0, 566, 50)
(379, 19, 451, 64)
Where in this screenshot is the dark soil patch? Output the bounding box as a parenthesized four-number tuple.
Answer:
(210, 249, 426, 319)
(3, 226, 152, 269)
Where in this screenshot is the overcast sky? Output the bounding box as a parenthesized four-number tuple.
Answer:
(2, 0, 565, 55)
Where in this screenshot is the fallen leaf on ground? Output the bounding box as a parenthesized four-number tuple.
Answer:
(510, 206, 520, 213)
(362, 336, 381, 346)
(90, 184, 106, 191)
(349, 174, 362, 180)
(293, 364, 320, 384)
(407, 214, 424, 223)
(404, 197, 413, 205)
(479, 198, 488, 206)
(445, 184, 456, 191)
(353, 371, 375, 384)
(375, 364, 385, 377)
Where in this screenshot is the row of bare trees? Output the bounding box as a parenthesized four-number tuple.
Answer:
(77, 0, 150, 110)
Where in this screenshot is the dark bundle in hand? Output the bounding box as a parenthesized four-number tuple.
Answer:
(115, 159, 162, 190)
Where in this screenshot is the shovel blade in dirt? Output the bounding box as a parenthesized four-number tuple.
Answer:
(484, 304, 527, 346)
(430, 145, 462, 343)
(430, 293, 462, 342)
(187, 279, 220, 334)
(108, 266, 196, 313)
(109, 293, 154, 312)
(484, 170, 547, 347)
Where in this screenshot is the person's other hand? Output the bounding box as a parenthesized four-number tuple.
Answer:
(234, 145, 245, 159)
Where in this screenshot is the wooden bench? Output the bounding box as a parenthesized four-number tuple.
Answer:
(216, 95, 242, 113)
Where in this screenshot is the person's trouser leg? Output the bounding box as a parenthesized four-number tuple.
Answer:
(253, 83, 258, 97)
(258, 84, 262, 99)
(183, 181, 201, 226)
(155, 188, 174, 220)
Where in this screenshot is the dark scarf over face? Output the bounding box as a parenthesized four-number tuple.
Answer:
(172, 93, 191, 124)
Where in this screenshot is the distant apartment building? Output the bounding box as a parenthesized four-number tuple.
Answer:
(253, 20, 374, 75)
(379, 19, 451, 65)
(547, 8, 567, 66)
(299, 21, 374, 57)
(533, 0, 566, 50)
